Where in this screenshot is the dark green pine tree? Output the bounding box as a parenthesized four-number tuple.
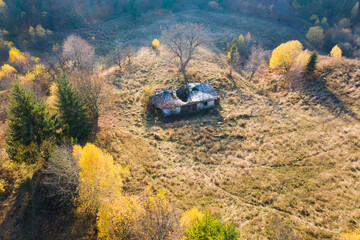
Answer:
(56, 74, 91, 142)
(307, 51, 318, 73)
(6, 82, 56, 163)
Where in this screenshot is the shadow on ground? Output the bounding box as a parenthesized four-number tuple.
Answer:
(0, 170, 96, 240)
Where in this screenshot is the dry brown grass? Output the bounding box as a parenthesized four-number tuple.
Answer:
(89, 36, 360, 239)
(1, 9, 359, 239)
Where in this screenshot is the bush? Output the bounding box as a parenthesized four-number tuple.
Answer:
(341, 230, 360, 240)
(331, 45, 342, 58)
(0, 179, 5, 194)
(152, 39, 160, 50)
(180, 208, 204, 229)
(306, 26, 324, 46)
(269, 40, 303, 70)
(183, 213, 240, 240)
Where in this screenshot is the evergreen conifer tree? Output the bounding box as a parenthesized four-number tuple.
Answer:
(307, 51, 318, 72)
(56, 74, 91, 142)
(6, 82, 56, 163)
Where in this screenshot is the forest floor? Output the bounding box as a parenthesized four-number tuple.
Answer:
(1, 8, 359, 240)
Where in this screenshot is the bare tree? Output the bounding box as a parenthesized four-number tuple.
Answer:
(70, 71, 105, 131)
(62, 34, 95, 72)
(138, 194, 179, 240)
(163, 23, 206, 83)
(113, 45, 124, 73)
(123, 45, 135, 67)
(43, 144, 79, 203)
(112, 45, 135, 74)
(245, 45, 269, 81)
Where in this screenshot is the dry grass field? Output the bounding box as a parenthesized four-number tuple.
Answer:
(0, 8, 359, 240)
(86, 13, 360, 238)
(89, 9, 360, 240)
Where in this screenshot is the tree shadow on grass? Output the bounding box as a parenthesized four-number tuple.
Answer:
(0, 170, 96, 240)
(299, 77, 359, 122)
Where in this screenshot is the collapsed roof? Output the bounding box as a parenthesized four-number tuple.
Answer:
(151, 82, 218, 110)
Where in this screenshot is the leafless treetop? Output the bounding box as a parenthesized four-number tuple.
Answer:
(162, 23, 206, 80)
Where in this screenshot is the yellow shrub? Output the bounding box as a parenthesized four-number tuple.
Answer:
(341, 230, 360, 240)
(97, 195, 143, 240)
(0, 64, 17, 79)
(74, 143, 128, 215)
(0, 179, 5, 193)
(19, 71, 35, 82)
(33, 64, 46, 75)
(0, 0, 5, 8)
(306, 26, 324, 46)
(152, 39, 160, 50)
(180, 208, 204, 229)
(269, 40, 303, 70)
(331, 45, 342, 58)
(9, 48, 27, 64)
(19, 64, 50, 83)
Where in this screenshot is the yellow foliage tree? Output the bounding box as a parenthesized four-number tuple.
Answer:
(269, 40, 303, 70)
(0, 64, 17, 79)
(73, 143, 128, 215)
(97, 195, 143, 240)
(331, 45, 342, 58)
(180, 208, 204, 229)
(47, 82, 58, 112)
(9, 47, 27, 64)
(152, 39, 160, 50)
(306, 26, 324, 46)
(19, 64, 49, 83)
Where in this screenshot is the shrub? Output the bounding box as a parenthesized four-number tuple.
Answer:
(0, 179, 5, 194)
(341, 230, 360, 240)
(180, 208, 204, 229)
(269, 40, 303, 70)
(306, 26, 324, 46)
(152, 39, 160, 50)
(331, 45, 342, 57)
(307, 51, 318, 72)
(0, 64, 16, 78)
(183, 213, 240, 240)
